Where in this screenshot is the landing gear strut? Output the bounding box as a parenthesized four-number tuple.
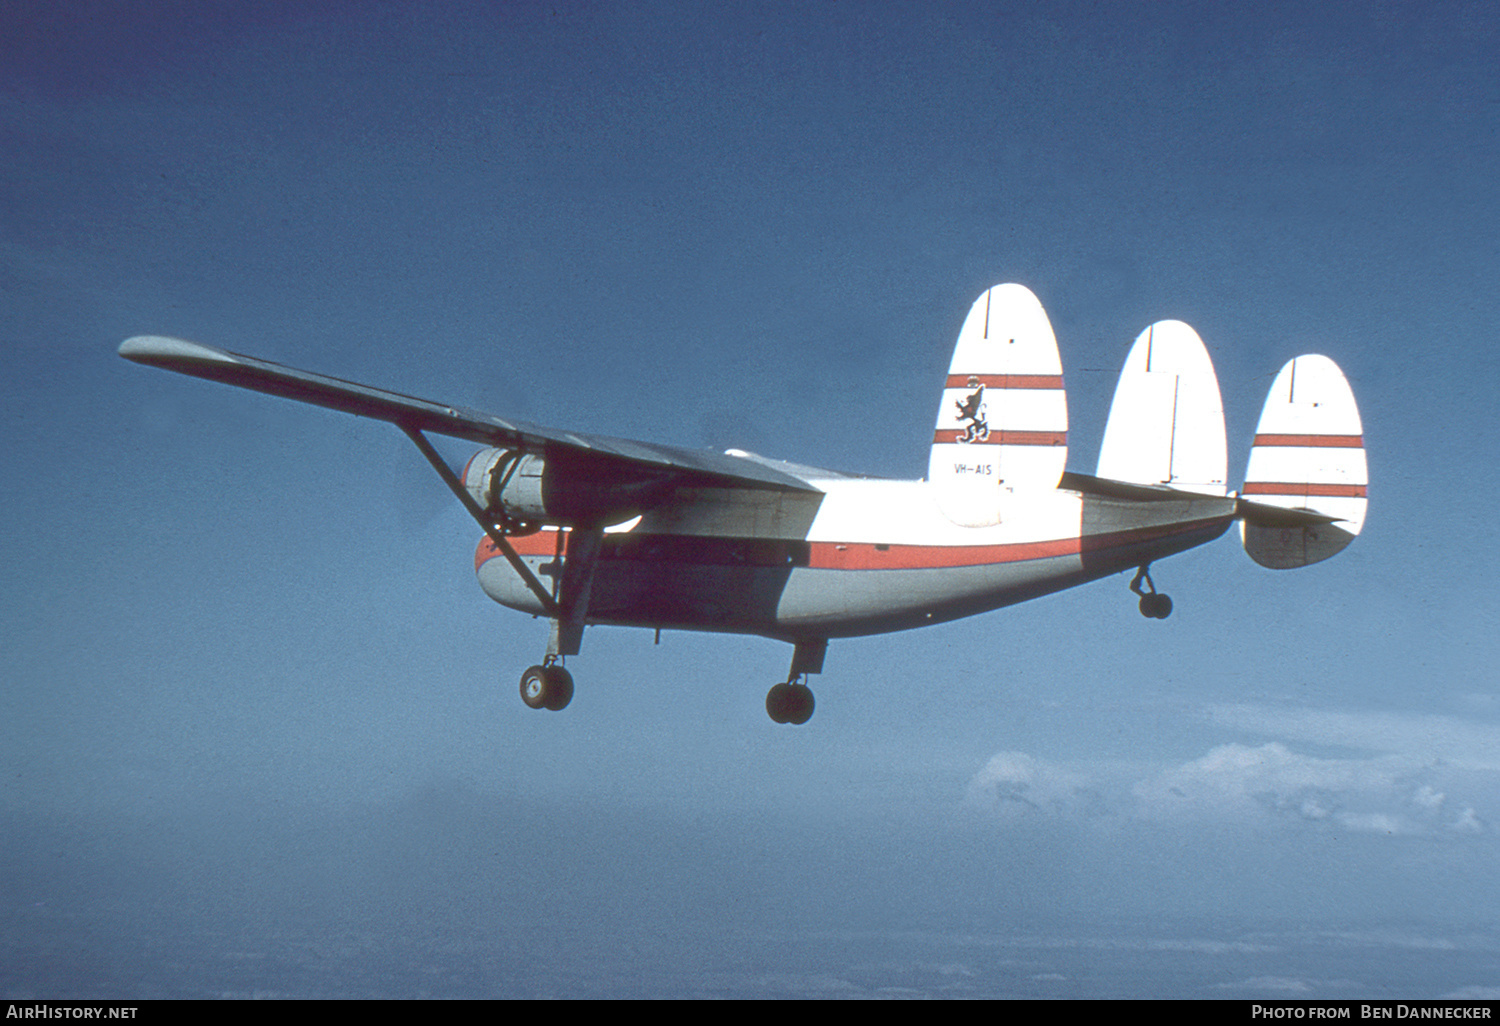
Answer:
(516, 528, 600, 713)
(400, 424, 588, 714)
(1130, 565, 1173, 619)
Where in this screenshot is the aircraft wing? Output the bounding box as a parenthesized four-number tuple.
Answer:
(118, 336, 821, 495)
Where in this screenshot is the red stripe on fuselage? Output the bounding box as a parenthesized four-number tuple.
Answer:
(1241, 482, 1368, 498)
(931, 429, 1068, 446)
(807, 537, 1078, 570)
(475, 531, 557, 571)
(1252, 434, 1364, 448)
(945, 374, 1064, 390)
(476, 518, 1226, 574)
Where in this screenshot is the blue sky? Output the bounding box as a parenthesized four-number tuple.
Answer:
(5, 0, 1500, 998)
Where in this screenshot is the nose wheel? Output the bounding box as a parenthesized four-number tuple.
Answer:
(1130, 565, 1173, 619)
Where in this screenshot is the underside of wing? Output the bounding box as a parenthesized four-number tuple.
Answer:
(119, 336, 822, 499)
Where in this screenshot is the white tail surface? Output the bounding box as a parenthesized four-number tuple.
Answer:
(929, 284, 1068, 526)
(1241, 354, 1368, 568)
(1096, 320, 1227, 497)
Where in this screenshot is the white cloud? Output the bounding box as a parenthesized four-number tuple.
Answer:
(1129, 741, 1429, 830)
(962, 751, 1105, 821)
(1452, 807, 1484, 835)
(1413, 785, 1445, 810)
(965, 723, 1498, 839)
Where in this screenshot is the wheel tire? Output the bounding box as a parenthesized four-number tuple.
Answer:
(786, 686, 815, 725)
(520, 666, 550, 709)
(542, 665, 574, 711)
(1140, 593, 1173, 619)
(766, 682, 793, 723)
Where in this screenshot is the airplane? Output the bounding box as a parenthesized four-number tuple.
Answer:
(119, 284, 1368, 725)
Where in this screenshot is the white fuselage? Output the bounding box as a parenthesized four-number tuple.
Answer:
(476, 474, 1237, 641)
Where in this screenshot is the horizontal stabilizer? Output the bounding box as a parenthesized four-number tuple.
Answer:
(1241, 354, 1368, 568)
(929, 284, 1067, 526)
(1096, 320, 1227, 497)
(1235, 495, 1340, 529)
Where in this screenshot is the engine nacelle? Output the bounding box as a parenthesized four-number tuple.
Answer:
(462, 447, 669, 529)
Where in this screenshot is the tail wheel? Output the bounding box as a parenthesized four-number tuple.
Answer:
(1138, 593, 1173, 619)
(520, 665, 574, 710)
(1130, 566, 1172, 619)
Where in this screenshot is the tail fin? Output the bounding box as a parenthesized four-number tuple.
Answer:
(928, 284, 1068, 526)
(1096, 320, 1228, 497)
(1241, 354, 1368, 568)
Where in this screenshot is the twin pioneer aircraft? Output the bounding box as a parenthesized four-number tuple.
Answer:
(120, 284, 1368, 724)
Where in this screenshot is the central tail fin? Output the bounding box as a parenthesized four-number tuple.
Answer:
(928, 284, 1068, 526)
(1096, 320, 1228, 496)
(1241, 354, 1368, 568)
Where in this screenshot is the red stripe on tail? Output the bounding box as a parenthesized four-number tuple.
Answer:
(1252, 434, 1364, 448)
(945, 374, 1064, 390)
(1242, 482, 1368, 498)
(931, 429, 1067, 446)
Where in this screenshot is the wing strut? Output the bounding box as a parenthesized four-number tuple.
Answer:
(398, 424, 561, 619)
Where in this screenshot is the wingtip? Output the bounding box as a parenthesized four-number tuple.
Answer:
(118, 335, 239, 367)
(119, 336, 160, 361)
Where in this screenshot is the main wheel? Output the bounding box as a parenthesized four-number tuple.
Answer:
(541, 665, 574, 710)
(785, 685, 815, 725)
(766, 682, 793, 723)
(766, 682, 814, 724)
(520, 665, 550, 709)
(520, 665, 574, 710)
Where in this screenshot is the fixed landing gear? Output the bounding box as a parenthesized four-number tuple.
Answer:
(766, 680, 815, 725)
(520, 661, 574, 711)
(765, 639, 825, 725)
(1130, 565, 1173, 619)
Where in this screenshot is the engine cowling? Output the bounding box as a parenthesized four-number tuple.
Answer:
(462, 447, 670, 530)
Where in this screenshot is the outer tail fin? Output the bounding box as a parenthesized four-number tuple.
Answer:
(929, 284, 1068, 526)
(1096, 320, 1228, 497)
(1240, 354, 1368, 568)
